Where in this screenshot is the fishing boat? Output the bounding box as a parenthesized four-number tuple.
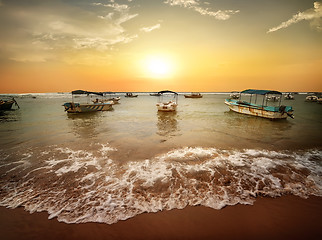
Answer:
(284, 93, 294, 100)
(266, 95, 280, 102)
(63, 90, 113, 113)
(150, 92, 161, 96)
(229, 91, 240, 99)
(317, 97, 322, 104)
(156, 90, 178, 112)
(184, 92, 203, 98)
(125, 92, 138, 98)
(305, 95, 318, 102)
(102, 92, 120, 104)
(225, 89, 294, 119)
(0, 97, 20, 110)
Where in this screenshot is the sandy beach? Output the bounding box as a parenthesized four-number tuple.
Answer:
(1, 195, 321, 240)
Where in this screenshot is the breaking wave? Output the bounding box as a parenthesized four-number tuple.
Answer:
(0, 145, 321, 224)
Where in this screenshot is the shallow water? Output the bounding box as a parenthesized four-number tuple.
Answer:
(0, 93, 321, 224)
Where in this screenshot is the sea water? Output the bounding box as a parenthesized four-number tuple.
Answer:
(0, 93, 321, 224)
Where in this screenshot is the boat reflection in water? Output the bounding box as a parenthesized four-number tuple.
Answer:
(156, 111, 179, 138)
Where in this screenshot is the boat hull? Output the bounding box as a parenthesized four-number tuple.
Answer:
(63, 103, 113, 113)
(156, 102, 177, 112)
(225, 99, 292, 119)
(0, 101, 14, 110)
(184, 95, 202, 98)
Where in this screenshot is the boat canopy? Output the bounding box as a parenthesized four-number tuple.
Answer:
(241, 89, 282, 95)
(71, 90, 104, 96)
(158, 90, 178, 95)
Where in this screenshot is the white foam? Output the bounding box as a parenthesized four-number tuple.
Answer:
(0, 147, 321, 225)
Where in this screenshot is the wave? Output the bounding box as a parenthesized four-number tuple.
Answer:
(0, 145, 321, 224)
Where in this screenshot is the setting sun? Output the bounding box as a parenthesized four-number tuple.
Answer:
(143, 55, 173, 78)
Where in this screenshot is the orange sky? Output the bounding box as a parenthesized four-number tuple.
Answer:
(0, 0, 321, 93)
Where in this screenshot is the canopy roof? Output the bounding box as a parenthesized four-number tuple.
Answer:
(241, 89, 282, 95)
(157, 90, 178, 95)
(71, 90, 104, 96)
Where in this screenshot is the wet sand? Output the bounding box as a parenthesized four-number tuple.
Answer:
(0, 195, 321, 240)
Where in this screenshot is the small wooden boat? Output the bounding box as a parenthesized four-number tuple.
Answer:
(184, 92, 203, 98)
(63, 90, 113, 113)
(225, 89, 294, 119)
(125, 93, 138, 98)
(0, 97, 20, 110)
(156, 90, 178, 112)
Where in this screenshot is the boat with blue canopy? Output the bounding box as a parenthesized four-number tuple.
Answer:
(225, 89, 294, 119)
(63, 90, 113, 113)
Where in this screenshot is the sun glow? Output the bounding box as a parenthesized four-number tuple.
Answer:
(144, 55, 173, 78)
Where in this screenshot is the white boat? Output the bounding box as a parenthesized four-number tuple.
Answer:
(305, 95, 318, 102)
(63, 90, 113, 113)
(284, 93, 294, 100)
(317, 98, 322, 104)
(225, 89, 294, 119)
(266, 95, 280, 102)
(229, 91, 240, 99)
(156, 90, 178, 112)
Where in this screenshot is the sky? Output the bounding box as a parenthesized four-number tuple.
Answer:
(0, 0, 321, 93)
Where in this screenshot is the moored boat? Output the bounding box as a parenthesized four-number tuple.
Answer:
(156, 90, 178, 112)
(150, 92, 161, 96)
(0, 97, 20, 110)
(125, 92, 138, 98)
(305, 95, 318, 102)
(284, 93, 294, 100)
(225, 89, 294, 119)
(229, 91, 240, 99)
(63, 90, 113, 113)
(184, 92, 203, 98)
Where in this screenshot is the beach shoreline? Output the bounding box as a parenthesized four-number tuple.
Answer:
(1, 195, 321, 240)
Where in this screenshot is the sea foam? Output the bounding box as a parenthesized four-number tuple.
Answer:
(0, 145, 321, 224)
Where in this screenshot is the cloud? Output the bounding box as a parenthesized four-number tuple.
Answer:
(164, 0, 239, 20)
(267, 1, 322, 33)
(140, 24, 161, 32)
(0, 1, 139, 64)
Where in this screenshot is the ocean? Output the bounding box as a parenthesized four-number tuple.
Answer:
(0, 93, 321, 224)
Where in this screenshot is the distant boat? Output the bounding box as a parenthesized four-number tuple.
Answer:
(63, 90, 113, 113)
(102, 92, 120, 104)
(184, 92, 203, 98)
(317, 97, 322, 104)
(305, 95, 318, 102)
(150, 92, 161, 96)
(266, 95, 280, 102)
(125, 92, 138, 98)
(284, 93, 294, 100)
(225, 89, 294, 119)
(0, 97, 20, 110)
(156, 90, 178, 112)
(229, 91, 240, 99)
